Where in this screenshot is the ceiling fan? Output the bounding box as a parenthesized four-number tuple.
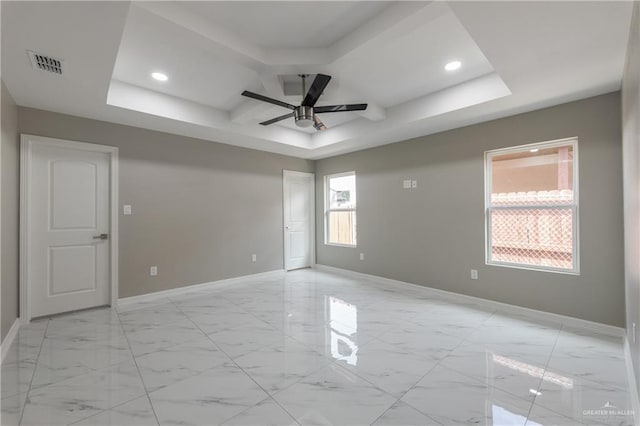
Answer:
(241, 74, 367, 131)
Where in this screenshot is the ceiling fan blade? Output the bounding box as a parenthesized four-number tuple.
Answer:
(314, 104, 368, 113)
(242, 91, 296, 110)
(302, 74, 331, 107)
(259, 112, 295, 126)
(313, 116, 327, 131)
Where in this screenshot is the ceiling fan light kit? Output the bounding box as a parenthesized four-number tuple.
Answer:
(294, 106, 314, 128)
(241, 73, 368, 131)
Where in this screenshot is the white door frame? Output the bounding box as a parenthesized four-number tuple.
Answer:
(282, 170, 315, 271)
(20, 134, 119, 323)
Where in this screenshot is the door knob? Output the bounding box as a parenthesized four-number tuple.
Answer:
(93, 234, 109, 240)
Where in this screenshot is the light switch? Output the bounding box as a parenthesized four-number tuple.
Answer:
(403, 180, 412, 189)
(123, 205, 132, 215)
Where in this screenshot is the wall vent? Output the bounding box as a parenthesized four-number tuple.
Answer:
(28, 51, 64, 75)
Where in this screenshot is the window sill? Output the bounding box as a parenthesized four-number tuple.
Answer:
(325, 243, 357, 248)
(486, 261, 580, 276)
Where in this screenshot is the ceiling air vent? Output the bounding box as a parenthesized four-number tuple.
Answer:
(28, 51, 64, 75)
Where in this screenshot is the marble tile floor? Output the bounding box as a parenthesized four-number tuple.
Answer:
(0, 269, 634, 425)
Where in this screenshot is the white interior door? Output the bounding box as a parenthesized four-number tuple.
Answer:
(28, 142, 111, 318)
(283, 170, 315, 271)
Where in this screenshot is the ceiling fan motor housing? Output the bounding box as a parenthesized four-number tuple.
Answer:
(294, 106, 314, 128)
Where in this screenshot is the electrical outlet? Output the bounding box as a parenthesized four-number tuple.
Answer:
(360, 253, 364, 261)
(470, 269, 478, 280)
(411, 180, 417, 188)
(150, 266, 158, 276)
(251, 254, 257, 262)
(123, 205, 132, 215)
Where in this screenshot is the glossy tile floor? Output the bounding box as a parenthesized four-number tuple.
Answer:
(1, 269, 634, 425)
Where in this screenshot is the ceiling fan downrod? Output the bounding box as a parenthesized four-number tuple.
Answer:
(295, 75, 313, 128)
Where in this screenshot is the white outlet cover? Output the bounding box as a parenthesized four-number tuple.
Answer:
(150, 266, 158, 276)
(471, 269, 478, 280)
(123, 205, 132, 215)
(403, 180, 412, 189)
(251, 254, 257, 262)
(360, 253, 364, 260)
(411, 180, 417, 188)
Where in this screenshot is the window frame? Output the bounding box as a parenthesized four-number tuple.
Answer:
(484, 137, 580, 275)
(324, 171, 357, 248)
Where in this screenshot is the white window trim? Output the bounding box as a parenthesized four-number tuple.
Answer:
(484, 137, 580, 275)
(324, 171, 357, 248)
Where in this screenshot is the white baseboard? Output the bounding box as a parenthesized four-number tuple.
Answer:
(1, 318, 21, 363)
(118, 269, 285, 307)
(314, 264, 625, 338)
(624, 336, 640, 426)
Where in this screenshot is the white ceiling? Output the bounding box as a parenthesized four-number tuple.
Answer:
(1, 1, 633, 159)
(180, 1, 393, 49)
(113, 5, 259, 111)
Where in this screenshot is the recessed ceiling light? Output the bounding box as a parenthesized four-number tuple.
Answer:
(530, 148, 539, 153)
(444, 61, 461, 71)
(151, 72, 168, 82)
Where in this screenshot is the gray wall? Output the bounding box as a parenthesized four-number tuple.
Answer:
(2, 80, 19, 341)
(623, 1, 640, 397)
(316, 92, 625, 327)
(18, 108, 313, 298)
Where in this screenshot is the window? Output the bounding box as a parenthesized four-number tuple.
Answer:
(485, 138, 578, 273)
(325, 172, 357, 246)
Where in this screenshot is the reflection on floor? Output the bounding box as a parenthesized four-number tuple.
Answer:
(1, 269, 634, 425)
